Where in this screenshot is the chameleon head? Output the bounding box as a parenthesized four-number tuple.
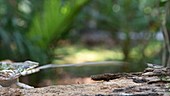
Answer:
(23, 61, 39, 70)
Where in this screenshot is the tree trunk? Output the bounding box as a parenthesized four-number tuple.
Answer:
(162, 1, 170, 68)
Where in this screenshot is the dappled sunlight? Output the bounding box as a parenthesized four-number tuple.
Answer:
(129, 41, 162, 60)
(53, 45, 123, 64)
(57, 77, 96, 85)
(73, 51, 100, 63)
(144, 42, 162, 57)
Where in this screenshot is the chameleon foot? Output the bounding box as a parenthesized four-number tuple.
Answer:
(16, 82, 34, 89)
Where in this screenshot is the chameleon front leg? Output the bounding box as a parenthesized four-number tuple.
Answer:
(16, 79, 34, 89)
(16, 82, 34, 89)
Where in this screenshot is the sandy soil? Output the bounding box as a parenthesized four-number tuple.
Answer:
(1, 67, 170, 96)
(0, 78, 138, 96)
(0, 77, 169, 96)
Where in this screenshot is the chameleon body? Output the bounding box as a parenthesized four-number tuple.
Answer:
(0, 61, 39, 88)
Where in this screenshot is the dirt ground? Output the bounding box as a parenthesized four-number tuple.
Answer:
(0, 76, 169, 96)
(1, 65, 170, 96)
(0, 78, 140, 96)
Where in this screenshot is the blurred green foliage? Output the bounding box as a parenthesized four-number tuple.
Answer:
(0, 0, 169, 86)
(27, 0, 90, 49)
(0, 0, 43, 61)
(0, 0, 167, 69)
(68, 0, 163, 70)
(0, 0, 90, 64)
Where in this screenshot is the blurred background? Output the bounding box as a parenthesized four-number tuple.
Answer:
(0, 0, 169, 87)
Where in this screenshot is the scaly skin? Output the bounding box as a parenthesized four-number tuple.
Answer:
(0, 61, 39, 88)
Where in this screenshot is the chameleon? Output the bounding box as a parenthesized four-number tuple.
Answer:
(0, 61, 39, 89)
(0, 60, 125, 89)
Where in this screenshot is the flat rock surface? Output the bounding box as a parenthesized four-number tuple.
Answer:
(0, 77, 169, 96)
(1, 66, 170, 96)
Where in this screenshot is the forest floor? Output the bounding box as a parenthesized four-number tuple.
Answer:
(0, 67, 170, 96)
